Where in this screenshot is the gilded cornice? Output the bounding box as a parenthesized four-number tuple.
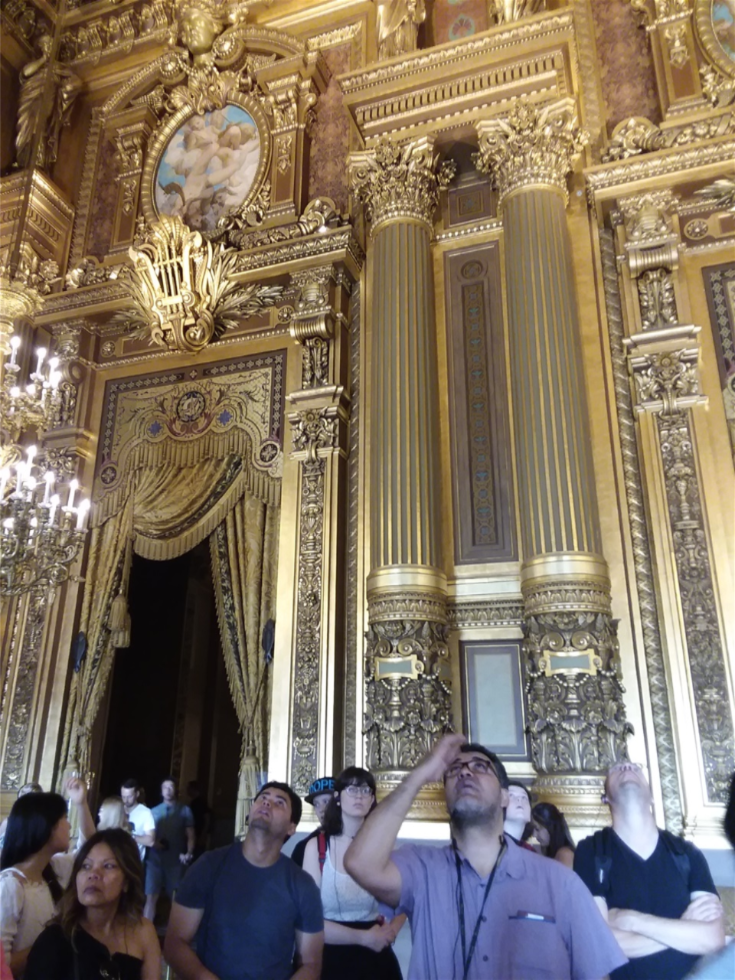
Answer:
(586, 136, 735, 202)
(339, 10, 574, 94)
(446, 598, 524, 629)
(338, 11, 576, 142)
(475, 98, 587, 204)
(348, 136, 455, 233)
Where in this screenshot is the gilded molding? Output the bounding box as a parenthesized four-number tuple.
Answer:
(475, 98, 588, 205)
(522, 579, 612, 617)
(625, 325, 707, 414)
(306, 22, 362, 52)
(587, 137, 735, 197)
(288, 406, 339, 462)
(446, 599, 524, 628)
(339, 11, 575, 94)
(367, 590, 447, 626)
(700, 64, 735, 108)
(619, 189, 678, 246)
(694, 0, 735, 81)
(348, 136, 455, 233)
(599, 227, 683, 831)
(656, 411, 735, 802)
(343, 282, 361, 762)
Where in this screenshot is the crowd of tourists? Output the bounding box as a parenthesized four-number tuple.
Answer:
(1, 736, 733, 980)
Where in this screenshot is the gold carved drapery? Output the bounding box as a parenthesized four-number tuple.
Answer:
(60, 453, 278, 781)
(210, 492, 279, 835)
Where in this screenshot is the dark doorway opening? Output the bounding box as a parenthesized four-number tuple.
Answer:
(98, 541, 240, 845)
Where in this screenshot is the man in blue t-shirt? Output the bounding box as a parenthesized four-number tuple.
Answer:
(574, 761, 725, 980)
(164, 780, 323, 980)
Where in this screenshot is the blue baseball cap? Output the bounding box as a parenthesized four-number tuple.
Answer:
(305, 777, 335, 803)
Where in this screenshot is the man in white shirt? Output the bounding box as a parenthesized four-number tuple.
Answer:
(121, 778, 155, 860)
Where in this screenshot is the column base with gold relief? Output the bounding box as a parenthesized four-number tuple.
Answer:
(365, 565, 452, 820)
(523, 554, 632, 823)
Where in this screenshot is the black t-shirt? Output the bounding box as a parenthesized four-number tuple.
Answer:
(574, 829, 717, 980)
(26, 923, 143, 980)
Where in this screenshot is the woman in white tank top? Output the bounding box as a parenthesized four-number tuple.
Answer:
(302, 767, 405, 980)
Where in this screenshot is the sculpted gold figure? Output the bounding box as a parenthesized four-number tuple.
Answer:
(491, 0, 545, 23)
(14, 35, 82, 171)
(375, 0, 426, 59)
(176, 2, 223, 64)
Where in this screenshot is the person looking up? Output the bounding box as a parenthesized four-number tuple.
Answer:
(165, 781, 323, 980)
(119, 780, 155, 862)
(0, 779, 95, 977)
(503, 781, 534, 849)
(532, 801, 576, 869)
(291, 777, 335, 869)
(574, 761, 725, 980)
(24, 828, 160, 979)
(344, 734, 626, 980)
(143, 778, 194, 922)
(302, 767, 404, 980)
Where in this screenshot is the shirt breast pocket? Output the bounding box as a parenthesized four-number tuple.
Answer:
(504, 914, 568, 980)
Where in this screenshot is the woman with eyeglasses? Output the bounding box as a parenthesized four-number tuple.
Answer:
(302, 766, 404, 980)
(531, 802, 576, 869)
(24, 829, 160, 980)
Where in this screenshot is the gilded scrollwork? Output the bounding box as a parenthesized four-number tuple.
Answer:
(289, 407, 338, 462)
(700, 64, 735, 107)
(637, 269, 678, 329)
(348, 136, 456, 232)
(626, 327, 706, 415)
(364, 616, 452, 771)
(474, 98, 588, 204)
(114, 215, 283, 353)
(290, 454, 325, 795)
(524, 610, 632, 773)
(694, 176, 735, 213)
(656, 412, 735, 803)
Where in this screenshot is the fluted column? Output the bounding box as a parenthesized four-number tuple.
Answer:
(475, 100, 631, 805)
(349, 138, 455, 807)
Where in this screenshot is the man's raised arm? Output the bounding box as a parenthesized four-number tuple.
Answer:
(344, 733, 465, 907)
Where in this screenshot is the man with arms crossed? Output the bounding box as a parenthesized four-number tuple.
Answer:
(574, 761, 725, 980)
(345, 733, 626, 980)
(165, 781, 323, 980)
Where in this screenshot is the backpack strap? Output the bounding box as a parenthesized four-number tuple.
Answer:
(593, 828, 613, 897)
(317, 831, 327, 874)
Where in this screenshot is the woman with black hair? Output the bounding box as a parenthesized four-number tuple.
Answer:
(302, 766, 404, 980)
(24, 829, 160, 980)
(531, 801, 576, 869)
(0, 779, 94, 977)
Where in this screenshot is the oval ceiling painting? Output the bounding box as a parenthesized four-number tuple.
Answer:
(713, 1, 735, 65)
(154, 104, 261, 232)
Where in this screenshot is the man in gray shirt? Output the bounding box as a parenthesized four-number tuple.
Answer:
(345, 733, 626, 980)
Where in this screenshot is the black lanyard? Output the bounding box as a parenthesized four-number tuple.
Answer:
(454, 838, 506, 980)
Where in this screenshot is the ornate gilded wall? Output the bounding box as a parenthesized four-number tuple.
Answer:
(1, 0, 734, 852)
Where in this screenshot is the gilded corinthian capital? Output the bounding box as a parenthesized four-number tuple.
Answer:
(348, 137, 456, 233)
(475, 98, 588, 204)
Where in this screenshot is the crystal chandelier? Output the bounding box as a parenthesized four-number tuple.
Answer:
(0, 335, 90, 598)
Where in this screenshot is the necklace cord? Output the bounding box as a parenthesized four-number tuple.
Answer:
(455, 837, 506, 980)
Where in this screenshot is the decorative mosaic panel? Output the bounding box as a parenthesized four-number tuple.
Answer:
(445, 241, 517, 563)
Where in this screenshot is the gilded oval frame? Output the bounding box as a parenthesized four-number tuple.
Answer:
(140, 92, 271, 234)
(695, 0, 735, 78)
